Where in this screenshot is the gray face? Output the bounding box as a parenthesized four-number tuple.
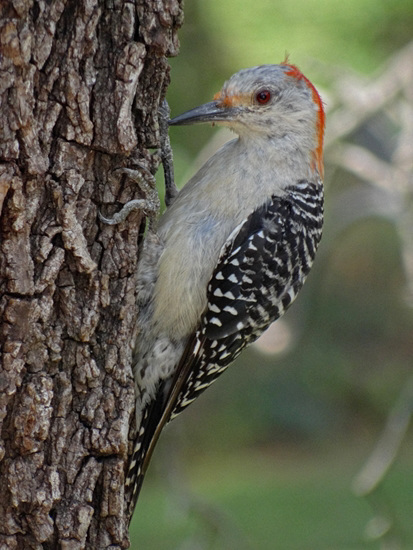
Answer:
(216, 65, 317, 134)
(169, 63, 323, 157)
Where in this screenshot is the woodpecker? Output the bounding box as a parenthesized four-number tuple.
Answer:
(124, 61, 325, 518)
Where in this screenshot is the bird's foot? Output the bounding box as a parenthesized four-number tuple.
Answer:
(99, 164, 160, 227)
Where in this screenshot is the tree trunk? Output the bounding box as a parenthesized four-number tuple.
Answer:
(0, 1, 182, 548)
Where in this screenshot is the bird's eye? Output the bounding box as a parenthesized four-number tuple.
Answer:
(255, 90, 272, 104)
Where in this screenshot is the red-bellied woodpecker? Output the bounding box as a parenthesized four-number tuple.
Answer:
(123, 60, 325, 518)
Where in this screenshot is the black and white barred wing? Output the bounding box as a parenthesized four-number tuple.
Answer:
(171, 185, 322, 418)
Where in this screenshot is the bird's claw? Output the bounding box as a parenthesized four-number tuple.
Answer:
(98, 199, 158, 225)
(99, 98, 176, 227)
(99, 164, 160, 226)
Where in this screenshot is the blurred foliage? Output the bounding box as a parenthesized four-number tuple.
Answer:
(134, 1, 413, 548)
(131, 447, 413, 549)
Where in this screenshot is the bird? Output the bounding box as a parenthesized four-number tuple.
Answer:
(124, 60, 325, 519)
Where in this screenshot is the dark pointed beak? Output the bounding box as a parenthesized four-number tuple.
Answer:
(169, 101, 239, 126)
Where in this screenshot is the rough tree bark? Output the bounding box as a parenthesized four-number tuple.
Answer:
(0, 1, 183, 548)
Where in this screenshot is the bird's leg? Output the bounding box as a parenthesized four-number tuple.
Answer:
(98, 164, 160, 228)
(158, 99, 178, 207)
(99, 99, 176, 227)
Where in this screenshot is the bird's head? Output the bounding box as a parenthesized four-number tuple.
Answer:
(169, 61, 325, 177)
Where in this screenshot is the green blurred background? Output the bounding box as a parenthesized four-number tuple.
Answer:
(131, 1, 413, 548)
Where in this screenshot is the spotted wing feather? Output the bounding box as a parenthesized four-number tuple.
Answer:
(171, 180, 323, 417)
